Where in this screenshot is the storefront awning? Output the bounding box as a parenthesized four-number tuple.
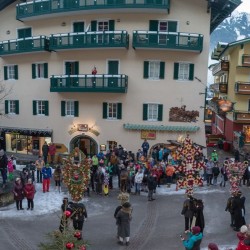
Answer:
(123, 123, 200, 132)
(0, 126, 53, 136)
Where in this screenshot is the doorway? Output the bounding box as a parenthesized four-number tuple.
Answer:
(70, 135, 98, 157)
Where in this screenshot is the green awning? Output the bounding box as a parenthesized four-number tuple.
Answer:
(123, 123, 200, 132)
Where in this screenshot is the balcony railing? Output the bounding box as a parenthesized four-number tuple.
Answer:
(242, 54, 250, 67)
(50, 74, 128, 93)
(132, 31, 203, 52)
(235, 82, 250, 95)
(212, 61, 229, 76)
(16, 0, 170, 20)
(0, 36, 50, 56)
(210, 82, 228, 93)
(49, 31, 129, 51)
(234, 111, 250, 123)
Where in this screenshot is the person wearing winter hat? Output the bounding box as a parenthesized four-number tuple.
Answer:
(237, 225, 248, 241)
(115, 202, 132, 246)
(208, 243, 219, 250)
(181, 226, 203, 250)
(236, 231, 250, 250)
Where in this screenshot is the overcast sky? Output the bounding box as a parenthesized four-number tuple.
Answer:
(235, 0, 250, 13)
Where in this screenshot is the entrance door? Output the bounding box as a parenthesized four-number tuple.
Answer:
(108, 60, 119, 87)
(70, 135, 98, 157)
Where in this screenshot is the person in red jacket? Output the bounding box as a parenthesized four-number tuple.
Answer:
(237, 231, 250, 250)
(24, 178, 36, 210)
(49, 142, 56, 164)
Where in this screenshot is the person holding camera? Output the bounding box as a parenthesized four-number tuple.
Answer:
(180, 226, 203, 250)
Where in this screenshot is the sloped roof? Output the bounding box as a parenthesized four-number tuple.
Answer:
(0, 0, 16, 11)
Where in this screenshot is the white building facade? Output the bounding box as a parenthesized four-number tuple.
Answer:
(0, 0, 241, 156)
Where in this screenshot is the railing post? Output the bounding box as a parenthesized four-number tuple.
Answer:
(103, 74, 105, 88)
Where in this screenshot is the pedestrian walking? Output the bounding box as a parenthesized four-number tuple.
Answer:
(134, 168, 143, 195)
(7, 157, 14, 181)
(193, 199, 205, 233)
(13, 177, 24, 210)
(205, 159, 214, 186)
(232, 191, 245, 231)
(220, 162, 228, 187)
(24, 178, 36, 210)
(116, 202, 132, 246)
(212, 162, 220, 185)
(59, 197, 70, 233)
(141, 139, 150, 158)
(42, 141, 49, 164)
(147, 172, 157, 201)
(42, 164, 52, 193)
(49, 142, 56, 164)
(225, 192, 235, 228)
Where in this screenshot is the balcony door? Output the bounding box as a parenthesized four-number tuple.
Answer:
(73, 22, 85, 45)
(65, 61, 79, 86)
(18, 27, 32, 50)
(108, 60, 119, 87)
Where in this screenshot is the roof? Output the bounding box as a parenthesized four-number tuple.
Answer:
(211, 37, 250, 60)
(0, 0, 16, 11)
(123, 123, 200, 132)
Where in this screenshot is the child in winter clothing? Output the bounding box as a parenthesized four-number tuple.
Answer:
(24, 178, 36, 210)
(7, 158, 14, 181)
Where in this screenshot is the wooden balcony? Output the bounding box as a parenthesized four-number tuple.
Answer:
(16, 0, 170, 21)
(50, 74, 128, 93)
(49, 31, 129, 51)
(212, 61, 229, 76)
(0, 36, 50, 56)
(242, 54, 250, 67)
(209, 82, 227, 94)
(235, 82, 250, 95)
(234, 111, 250, 123)
(133, 31, 203, 52)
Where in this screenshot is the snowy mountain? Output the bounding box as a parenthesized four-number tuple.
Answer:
(210, 11, 250, 50)
(208, 11, 250, 85)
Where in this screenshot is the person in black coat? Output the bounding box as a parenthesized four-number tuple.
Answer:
(147, 172, 157, 201)
(59, 197, 71, 232)
(232, 191, 245, 231)
(181, 195, 195, 232)
(0, 149, 8, 188)
(193, 199, 205, 233)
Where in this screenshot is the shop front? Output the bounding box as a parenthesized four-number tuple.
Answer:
(0, 126, 52, 155)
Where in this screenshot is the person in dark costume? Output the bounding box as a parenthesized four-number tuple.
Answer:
(70, 202, 88, 239)
(231, 191, 245, 231)
(181, 195, 195, 232)
(59, 197, 71, 233)
(116, 202, 132, 246)
(193, 199, 205, 233)
(225, 193, 235, 228)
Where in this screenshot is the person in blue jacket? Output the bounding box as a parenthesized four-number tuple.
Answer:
(42, 164, 52, 193)
(181, 226, 203, 250)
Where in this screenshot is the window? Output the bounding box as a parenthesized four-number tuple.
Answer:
(5, 100, 19, 115)
(103, 102, 122, 120)
(32, 63, 48, 79)
(144, 61, 165, 80)
(33, 100, 49, 116)
(174, 62, 194, 81)
(4, 65, 18, 80)
(143, 103, 163, 121)
(220, 74, 227, 83)
(61, 101, 79, 117)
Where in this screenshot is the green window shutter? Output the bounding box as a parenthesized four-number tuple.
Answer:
(174, 63, 179, 80)
(32, 64, 36, 79)
(5, 100, 8, 114)
(143, 104, 148, 121)
(4, 66, 8, 80)
(159, 62, 165, 79)
(149, 20, 158, 31)
(117, 103, 122, 119)
(91, 21, 97, 31)
(45, 101, 49, 116)
(44, 63, 48, 78)
(143, 61, 149, 79)
(168, 21, 177, 32)
(61, 101, 66, 116)
(75, 62, 79, 75)
(14, 65, 18, 80)
(33, 101, 37, 115)
(189, 64, 194, 80)
(15, 100, 19, 114)
(103, 102, 108, 119)
(74, 101, 79, 117)
(158, 104, 163, 121)
(109, 20, 115, 31)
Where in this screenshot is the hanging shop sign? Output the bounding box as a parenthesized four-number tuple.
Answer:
(77, 124, 89, 132)
(141, 130, 156, 140)
(218, 99, 234, 113)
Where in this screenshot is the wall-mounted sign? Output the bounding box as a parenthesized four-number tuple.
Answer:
(77, 124, 88, 132)
(218, 100, 234, 113)
(141, 130, 156, 140)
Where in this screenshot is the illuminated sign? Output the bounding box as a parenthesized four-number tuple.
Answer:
(77, 124, 88, 132)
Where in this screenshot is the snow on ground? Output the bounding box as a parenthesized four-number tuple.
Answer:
(201, 246, 235, 250)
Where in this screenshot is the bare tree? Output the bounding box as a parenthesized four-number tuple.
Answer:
(0, 82, 12, 116)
